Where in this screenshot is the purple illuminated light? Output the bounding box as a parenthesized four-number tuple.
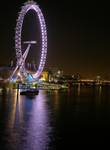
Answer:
(15, 1, 47, 79)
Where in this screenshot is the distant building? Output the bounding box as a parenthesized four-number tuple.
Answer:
(48, 68, 64, 83)
(40, 71, 49, 81)
(0, 66, 13, 79)
(10, 60, 14, 67)
(72, 73, 81, 80)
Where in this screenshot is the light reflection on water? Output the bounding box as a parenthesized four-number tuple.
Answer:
(24, 91, 51, 150)
(1, 85, 110, 148)
(0, 90, 52, 150)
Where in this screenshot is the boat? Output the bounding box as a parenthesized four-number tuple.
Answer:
(20, 88, 39, 96)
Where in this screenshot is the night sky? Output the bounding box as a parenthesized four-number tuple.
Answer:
(0, 0, 109, 79)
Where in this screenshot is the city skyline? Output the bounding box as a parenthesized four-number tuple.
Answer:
(0, 0, 109, 79)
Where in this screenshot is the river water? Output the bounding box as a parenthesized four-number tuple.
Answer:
(0, 85, 110, 149)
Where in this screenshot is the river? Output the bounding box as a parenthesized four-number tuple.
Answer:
(0, 85, 110, 149)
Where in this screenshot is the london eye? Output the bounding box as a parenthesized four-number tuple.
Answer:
(14, 0, 47, 80)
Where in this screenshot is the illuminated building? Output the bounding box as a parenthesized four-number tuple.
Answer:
(40, 71, 49, 81)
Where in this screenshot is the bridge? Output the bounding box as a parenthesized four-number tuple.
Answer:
(78, 79, 110, 86)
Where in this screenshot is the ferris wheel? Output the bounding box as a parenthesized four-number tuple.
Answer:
(15, 0, 47, 80)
